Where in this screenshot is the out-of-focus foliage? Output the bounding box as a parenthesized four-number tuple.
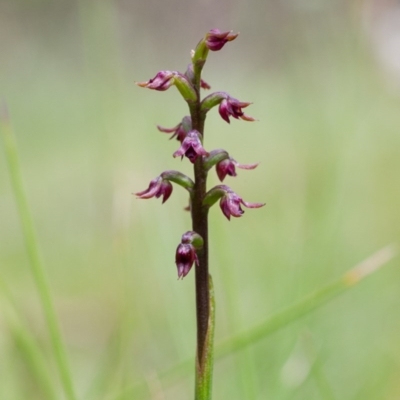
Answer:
(1, 1, 400, 399)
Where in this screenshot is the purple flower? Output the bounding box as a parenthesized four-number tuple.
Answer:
(175, 243, 199, 279)
(216, 158, 259, 182)
(135, 71, 175, 91)
(157, 116, 191, 143)
(219, 186, 265, 220)
(205, 29, 239, 51)
(218, 96, 256, 123)
(173, 130, 209, 163)
(135, 176, 173, 203)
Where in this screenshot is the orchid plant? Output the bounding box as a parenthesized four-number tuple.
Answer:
(135, 29, 264, 400)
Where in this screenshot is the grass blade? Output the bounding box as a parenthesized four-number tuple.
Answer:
(115, 245, 396, 399)
(1, 103, 78, 400)
(0, 276, 57, 399)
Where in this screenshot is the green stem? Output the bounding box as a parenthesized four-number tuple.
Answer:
(1, 106, 78, 400)
(190, 65, 213, 399)
(195, 275, 215, 400)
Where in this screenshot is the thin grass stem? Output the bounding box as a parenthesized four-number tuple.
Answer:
(0, 104, 78, 400)
(0, 276, 57, 399)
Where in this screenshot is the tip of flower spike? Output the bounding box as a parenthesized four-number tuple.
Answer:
(205, 29, 239, 51)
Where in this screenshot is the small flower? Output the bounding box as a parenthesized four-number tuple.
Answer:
(173, 130, 209, 163)
(136, 71, 197, 101)
(135, 176, 173, 203)
(135, 71, 174, 91)
(203, 185, 265, 220)
(216, 158, 259, 182)
(218, 96, 256, 123)
(157, 116, 191, 143)
(218, 186, 265, 220)
(175, 243, 199, 279)
(205, 29, 239, 51)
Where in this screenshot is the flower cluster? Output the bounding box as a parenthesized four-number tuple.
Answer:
(135, 29, 264, 278)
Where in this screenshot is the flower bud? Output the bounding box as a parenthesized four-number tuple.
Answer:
(181, 231, 204, 249)
(176, 243, 198, 279)
(205, 29, 239, 51)
(175, 231, 203, 279)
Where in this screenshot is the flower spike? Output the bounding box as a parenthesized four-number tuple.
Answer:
(173, 130, 209, 163)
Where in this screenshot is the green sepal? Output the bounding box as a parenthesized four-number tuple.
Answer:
(192, 39, 209, 69)
(191, 38, 209, 88)
(202, 185, 228, 208)
(203, 149, 229, 171)
(161, 170, 194, 191)
(200, 92, 226, 113)
(173, 74, 198, 103)
(181, 231, 204, 250)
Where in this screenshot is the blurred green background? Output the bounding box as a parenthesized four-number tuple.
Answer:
(1, 0, 400, 399)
